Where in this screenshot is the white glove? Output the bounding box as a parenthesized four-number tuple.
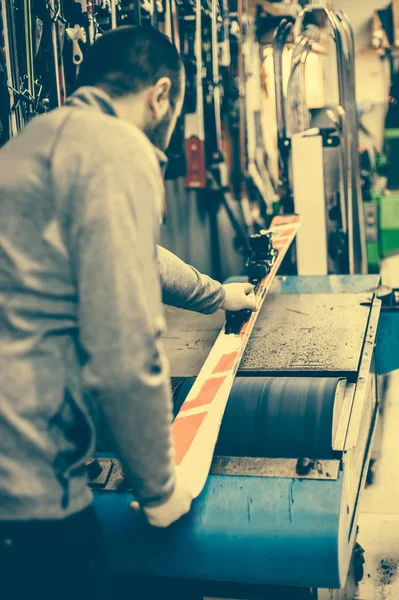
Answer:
(221, 283, 257, 312)
(130, 471, 192, 528)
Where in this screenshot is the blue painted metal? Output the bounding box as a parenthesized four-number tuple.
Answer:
(225, 275, 380, 295)
(94, 471, 346, 589)
(93, 274, 382, 589)
(377, 310, 399, 375)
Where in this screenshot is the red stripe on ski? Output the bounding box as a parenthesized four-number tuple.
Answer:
(179, 376, 226, 412)
(240, 320, 250, 335)
(274, 236, 294, 247)
(173, 412, 207, 465)
(270, 215, 300, 227)
(212, 352, 239, 374)
(276, 228, 296, 238)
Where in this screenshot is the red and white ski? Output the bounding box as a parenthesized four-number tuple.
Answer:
(172, 215, 300, 498)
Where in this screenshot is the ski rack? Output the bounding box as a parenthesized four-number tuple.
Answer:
(273, 19, 292, 143)
(336, 10, 367, 275)
(162, 0, 181, 49)
(244, 15, 277, 217)
(293, 5, 367, 275)
(48, 0, 68, 107)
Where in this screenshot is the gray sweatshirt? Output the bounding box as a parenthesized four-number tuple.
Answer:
(0, 87, 224, 520)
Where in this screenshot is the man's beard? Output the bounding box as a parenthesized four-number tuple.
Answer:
(144, 110, 172, 153)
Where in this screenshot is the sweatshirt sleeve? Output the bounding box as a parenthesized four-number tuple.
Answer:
(62, 127, 176, 508)
(157, 245, 225, 314)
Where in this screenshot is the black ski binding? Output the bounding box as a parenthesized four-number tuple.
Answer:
(225, 230, 278, 335)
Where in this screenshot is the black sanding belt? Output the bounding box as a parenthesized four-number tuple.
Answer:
(173, 376, 341, 460)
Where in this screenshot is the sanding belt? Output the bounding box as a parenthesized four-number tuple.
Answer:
(172, 377, 341, 459)
(96, 377, 341, 460)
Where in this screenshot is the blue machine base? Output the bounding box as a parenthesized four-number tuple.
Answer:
(94, 470, 346, 589)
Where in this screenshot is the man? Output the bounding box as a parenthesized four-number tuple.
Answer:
(0, 25, 255, 598)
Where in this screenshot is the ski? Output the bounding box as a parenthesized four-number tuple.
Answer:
(393, 0, 399, 47)
(227, 0, 253, 231)
(235, 0, 247, 198)
(22, 0, 36, 120)
(160, 0, 180, 48)
(244, 16, 277, 219)
(326, 107, 349, 273)
(0, 0, 24, 142)
(184, 0, 206, 188)
(48, 0, 67, 108)
(163, 0, 187, 180)
(30, 0, 65, 113)
(272, 18, 294, 214)
(202, 0, 226, 183)
(207, 0, 253, 269)
(172, 215, 300, 499)
(218, 0, 230, 68)
(335, 10, 367, 275)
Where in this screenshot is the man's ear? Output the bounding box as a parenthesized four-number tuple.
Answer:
(149, 77, 172, 120)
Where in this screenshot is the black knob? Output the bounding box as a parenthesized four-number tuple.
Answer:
(86, 459, 103, 481)
(296, 457, 314, 476)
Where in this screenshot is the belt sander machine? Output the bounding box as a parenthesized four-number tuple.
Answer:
(91, 274, 388, 597)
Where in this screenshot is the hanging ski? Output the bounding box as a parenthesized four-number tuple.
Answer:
(163, 0, 187, 180)
(226, 0, 253, 232)
(272, 19, 294, 214)
(0, 0, 25, 143)
(243, 15, 277, 222)
(47, 0, 68, 107)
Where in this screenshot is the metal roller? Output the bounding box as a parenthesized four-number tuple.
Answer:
(174, 376, 343, 459)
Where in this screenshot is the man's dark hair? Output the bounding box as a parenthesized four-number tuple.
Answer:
(77, 26, 184, 104)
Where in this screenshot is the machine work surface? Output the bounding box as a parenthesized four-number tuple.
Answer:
(164, 290, 374, 377)
(354, 256, 399, 600)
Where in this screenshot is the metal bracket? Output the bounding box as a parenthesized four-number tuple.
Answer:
(88, 455, 340, 492)
(210, 456, 340, 480)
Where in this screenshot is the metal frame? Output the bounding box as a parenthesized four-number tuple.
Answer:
(92, 276, 382, 592)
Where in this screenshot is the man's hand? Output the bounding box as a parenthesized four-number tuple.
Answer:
(130, 471, 192, 528)
(221, 283, 257, 312)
